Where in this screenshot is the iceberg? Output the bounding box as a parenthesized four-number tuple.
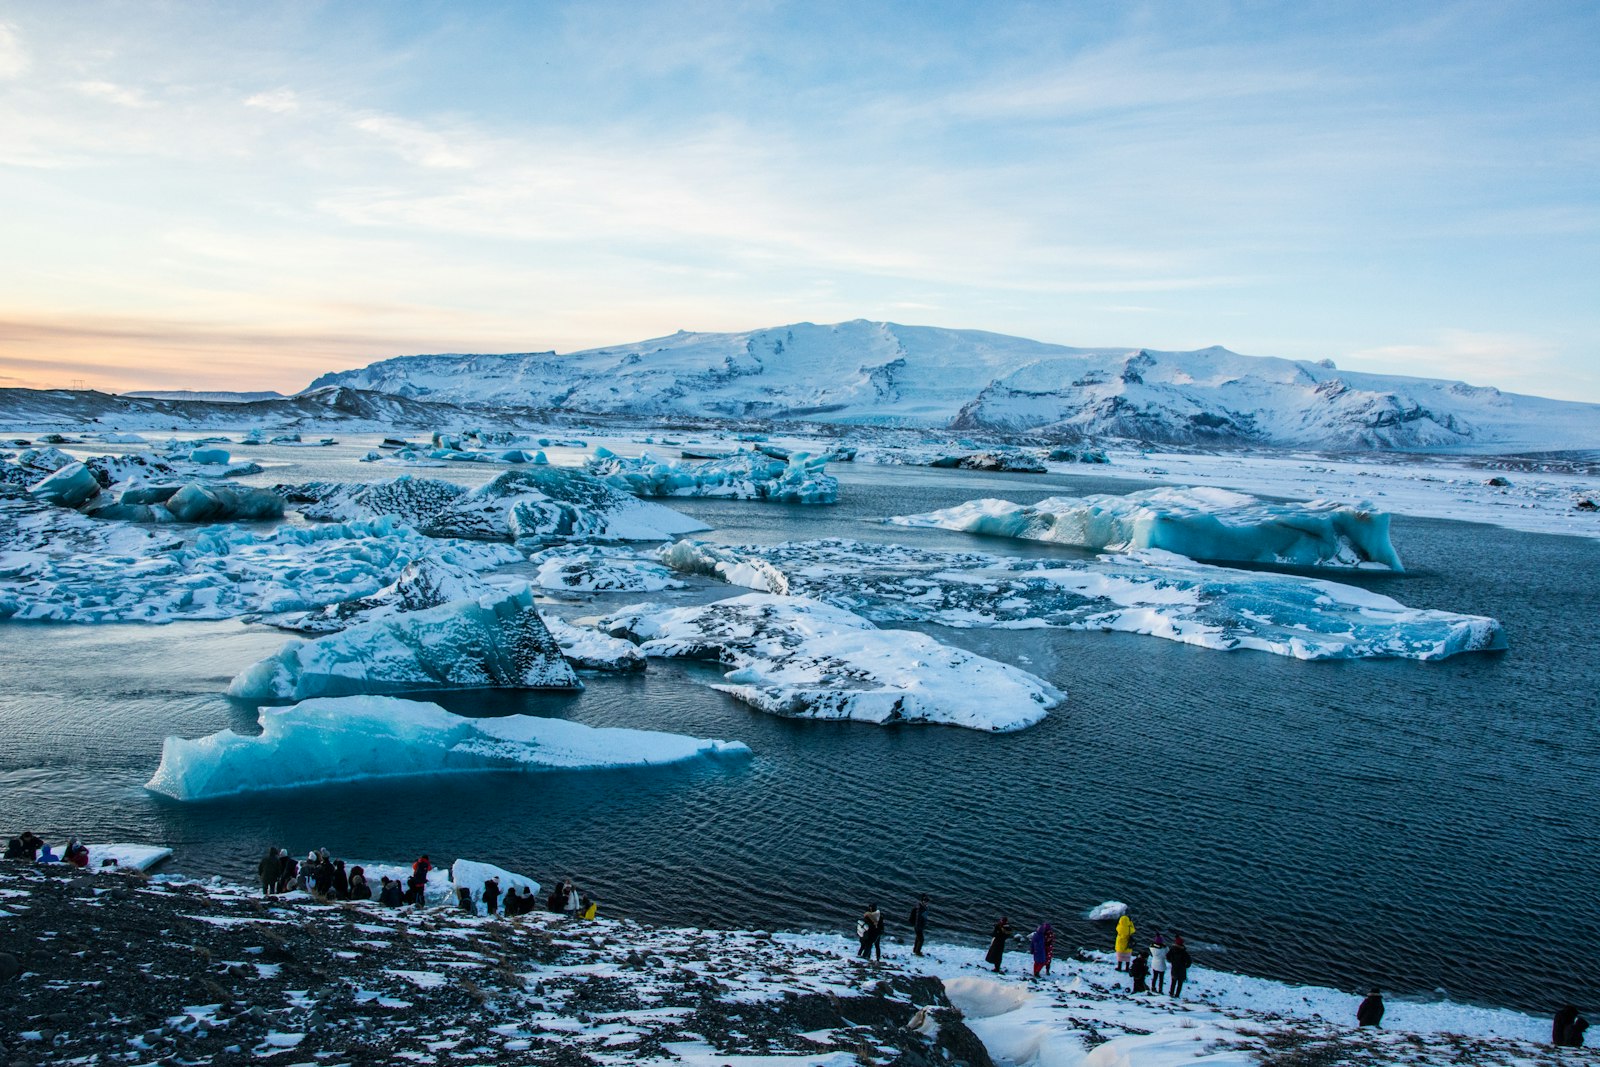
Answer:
(603, 593, 1061, 731)
(420, 468, 710, 542)
(449, 859, 539, 906)
(290, 476, 468, 528)
(657, 539, 789, 594)
(29, 462, 103, 508)
(588, 449, 838, 504)
(145, 696, 750, 800)
(889, 487, 1404, 569)
(544, 616, 647, 672)
(229, 585, 579, 700)
(162, 483, 285, 523)
(658, 539, 1505, 661)
(529, 545, 684, 593)
(270, 556, 502, 634)
(1085, 900, 1128, 921)
(0, 511, 520, 623)
(189, 446, 230, 465)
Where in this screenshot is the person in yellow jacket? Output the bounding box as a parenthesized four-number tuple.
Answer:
(1114, 913, 1136, 971)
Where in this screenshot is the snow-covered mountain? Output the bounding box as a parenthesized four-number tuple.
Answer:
(306, 320, 1600, 452)
(0, 385, 475, 430)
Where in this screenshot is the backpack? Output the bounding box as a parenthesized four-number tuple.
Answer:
(856, 919, 868, 939)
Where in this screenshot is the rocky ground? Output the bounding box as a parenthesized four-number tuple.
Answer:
(0, 863, 987, 1067)
(0, 863, 1589, 1067)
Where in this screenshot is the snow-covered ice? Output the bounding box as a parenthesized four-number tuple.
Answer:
(889, 487, 1404, 570)
(603, 592, 1061, 731)
(589, 448, 839, 503)
(528, 544, 685, 593)
(544, 616, 648, 672)
(144, 696, 749, 800)
(658, 539, 1505, 661)
(229, 585, 579, 700)
(0, 511, 519, 623)
(417, 468, 710, 542)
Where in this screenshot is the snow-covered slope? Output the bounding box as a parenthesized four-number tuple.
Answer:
(306, 320, 1600, 452)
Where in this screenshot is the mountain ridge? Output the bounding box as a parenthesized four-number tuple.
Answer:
(304, 319, 1599, 452)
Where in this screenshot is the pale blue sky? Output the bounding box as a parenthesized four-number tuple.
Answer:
(0, 1, 1596, 398)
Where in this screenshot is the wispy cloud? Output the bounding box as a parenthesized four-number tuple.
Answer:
(0, 21, 27, 79)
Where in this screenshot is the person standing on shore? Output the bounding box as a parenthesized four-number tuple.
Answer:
(858, 904, 884, 960)
(1357, 988, 1385, 1027)
(909, 894, 930, 956)
(1559, 1012, 1590, 1048)
(1130, 950, 1150, 993)
(257, 848, 282, 898)
(1114, 913, 1136, 971)
(483, 877, 500, 916)
(1029, 921, 1055, 977)
(1167, 934, 1191, 999)
(986, 917, 1012, 973)
(1554, 1006, 1580, 1045)
(1149, 934, 1168, 994)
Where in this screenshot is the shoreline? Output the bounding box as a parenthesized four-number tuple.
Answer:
(1, 860, 1579, 1067)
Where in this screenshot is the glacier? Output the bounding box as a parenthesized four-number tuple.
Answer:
(587, 448, 839, 504)
(888, 487, 1404, 569)
(144, 696, 750, 801)
(603, 592, 1062, 731)
(229, 585, 578, 701)
(657, 539, 1505, 661)
(0, 510, 519, 623)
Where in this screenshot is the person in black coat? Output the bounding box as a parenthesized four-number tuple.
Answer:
(1167, 935, 1192, 999)
(985, 918, 1012, 972)
(457, 885, 475, 914)
(483, 878, 501, 916)
(1554, 1006, 1580, 1045)
(257, 848, 282, 898)
(1129, 951, 1150, 993)
(276, 855, 298, 895)
(1357, 989, 1385, 1027)
(1559, 1014, 1590, 1048)
(332, 859, 350, 900)
(909, 895, 930, 956)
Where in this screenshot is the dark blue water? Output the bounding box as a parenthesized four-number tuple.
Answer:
(2, 447, 1596, 1017)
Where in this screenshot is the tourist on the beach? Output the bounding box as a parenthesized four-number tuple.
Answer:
(562, 880, 581, 918)
(332, 859, 350, 900)
(1130, 950, 1150, 993)
(257, 847, 282, 897)
(504, 885, 521, 916)
(579, 893, 598, 920)
(21, 831, 43, 860)
(547, 879, 570, 913)
(986, 917, 1012, 973)
(457, 885, 475, 914)
(312, 856, 335, 898)
(520, 886, 538, 915)
(408, 855, 432, 904)
(1167, 934, 1191, 999)
(1555, 1006, 1580, 1045)
(1356, 988, 1384, 1027)
(64, 838, 90, 869)
(37, 842, 58, 863)
(276, 854, 298, 894)
(297, 852, 317, 892)
(909, 894, 930, 956)
(1149, 934, 1168, 994)
(858, 904, 884, 960)
(3, 837, 26, 860)
(379, 876, 403, 907)
(1030, 921, 1055, 977)
(1559, 1013, 1590, 1048)
(348, 865, 371, 901)
(483, 877, 500, 916)
(1114, 912, 1136, 971)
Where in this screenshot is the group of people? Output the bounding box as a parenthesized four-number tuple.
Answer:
(4, 832, 93, 869)
(1112, 913, 1192, 998)
(254, 845, 595, 921)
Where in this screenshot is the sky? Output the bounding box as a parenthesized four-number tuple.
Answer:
(0, 1, 1596, 400)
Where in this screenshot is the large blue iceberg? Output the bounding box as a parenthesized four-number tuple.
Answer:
(588, 448, 838, 504)
(145, 696, 749, 800)
(889, 487, 1403, 569)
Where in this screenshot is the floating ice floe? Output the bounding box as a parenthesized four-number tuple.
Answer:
(658, 539, 789, 594)
(658, 539, 1505, 661)
(422, 468, 710, 542)
(544, 616, 647, 672)
(1085, 900, 1128, 921)
(889, 487, 1403, 569)
(528, 544, 684, 593)
(42, 842, 173, 872)
(0, 512, 519, 623)
(144, 696, 749, 800)
(229, 585, 578, 700)
(588, 448, 839, 504)
(603, 592, 1061, 731)
(290, 476, 467, 528)
(271, 556, 501, 634)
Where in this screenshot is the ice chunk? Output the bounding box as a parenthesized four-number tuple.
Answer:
(657, 539, 789, 594)
(29, 462, 103, 507)
(0, 510, 519, 623)
(422, 468, 710, 542)
(148, 483, 284, 523)
(928, 450, 1046, 473)
(658, 538, 1505, 662)
(589, 449, 839, 504)
(189, 446, 230, 464)
(603, 593, 1060, 731)
(16, 446, 76, 473)
(529, 545, 684, 592)
(289, 476, 467, 528)
(545, 616, 647, 672)
(889, 487, 1403, 569)
(450, 859, 539, 905)
(1085, 900, 1128, 921)
(229, 585, 580, 700)
(270, 556, 501, 634)
(144, 695, 749, 800)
